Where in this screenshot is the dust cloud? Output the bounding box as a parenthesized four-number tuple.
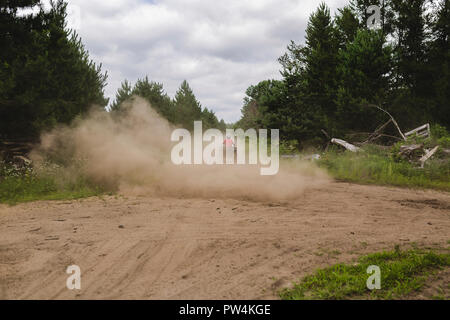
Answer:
(31, 97, 329, 201)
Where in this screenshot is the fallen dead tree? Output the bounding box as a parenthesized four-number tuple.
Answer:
(331, 138, 361, 152)
(419, 146, 439, 168)
(364, 119, 394, 143)
(367, 104, 407, 141)
(324, 115, 445, 168)
(397, 144, 442, 167)
(399, 144, 423, 158)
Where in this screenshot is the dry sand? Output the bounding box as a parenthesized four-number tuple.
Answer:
(1, 182, 449, 299)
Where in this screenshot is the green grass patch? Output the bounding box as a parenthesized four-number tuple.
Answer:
(0, 161, 105, 205)
(280, 248, 450, 300)
(316, 124, 450, 191)
(317, 145, 450, 191)
(0, 174, 103, 205)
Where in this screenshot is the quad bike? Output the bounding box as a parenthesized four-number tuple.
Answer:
(223, 145, 237, 163)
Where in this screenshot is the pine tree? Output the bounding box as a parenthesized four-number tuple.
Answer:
(201, 107, 220, 130)
(275, 3, 341, 143)
(131, 76, 174, 120)
(236, 80, 286, 131)
(173, 80, 203, 130)
(235, 99, 260, 130)
(336, 29, 393, 131)
(110, 80, 132, 111)
(334, 6, 360, 48)
(0, 0, 108, 138)
(112, 77, 225, 130)
(428, 0, 450, 127)
(219, 119, 227, 131)
(303, 3, 340, 134)
(390, 0, 428, 92)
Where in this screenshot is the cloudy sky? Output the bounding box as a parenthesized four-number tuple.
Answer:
(60, 0, 348, 122)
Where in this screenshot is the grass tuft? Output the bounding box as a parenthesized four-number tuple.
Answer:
(280, 248, 450, 300)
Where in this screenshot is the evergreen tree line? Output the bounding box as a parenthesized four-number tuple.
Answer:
(0, 0, 108, 139)
(236, 0, 449, 147)
(111, 78, 226, 131)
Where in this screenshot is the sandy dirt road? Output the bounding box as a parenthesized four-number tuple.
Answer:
(0, 182, 449, 299)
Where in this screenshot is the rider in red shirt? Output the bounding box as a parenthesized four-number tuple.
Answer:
(223, 136, 234, 147)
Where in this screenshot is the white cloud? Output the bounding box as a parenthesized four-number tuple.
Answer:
(69, 0, 348, 122)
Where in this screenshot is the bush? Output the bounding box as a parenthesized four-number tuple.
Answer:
(431, 124, 449, 140)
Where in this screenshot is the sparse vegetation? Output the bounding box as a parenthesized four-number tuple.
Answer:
(280, 248, 450, 300)
(0, 160, 104, 205)
(317, 126, 450, 191)
(318, 147, 450, 191)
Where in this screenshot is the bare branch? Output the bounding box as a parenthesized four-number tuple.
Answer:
(366, 104, 406, 141)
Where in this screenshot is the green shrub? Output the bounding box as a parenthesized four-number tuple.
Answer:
(431, 124, 449, 140)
